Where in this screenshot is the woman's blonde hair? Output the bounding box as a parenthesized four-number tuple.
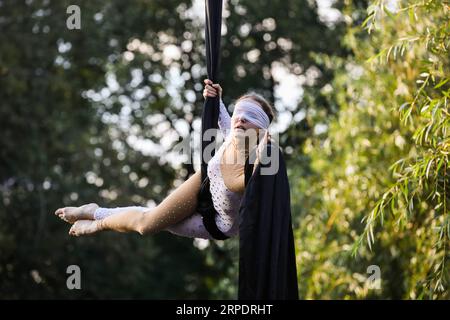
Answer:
(236, 92, 276, 124)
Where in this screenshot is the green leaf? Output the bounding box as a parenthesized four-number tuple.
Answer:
(434, 78, 449, 89)
(436, 157, 445, 173)
(362, 11, 375, 29)
(383, 6, 395, 20)
(408, 7, 415, 23)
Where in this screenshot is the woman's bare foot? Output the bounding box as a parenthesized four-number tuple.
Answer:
(55, 203, 99, 224)
(69, 220, 101, 236)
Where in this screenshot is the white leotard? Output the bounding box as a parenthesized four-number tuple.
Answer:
(94, 99, 243, 239)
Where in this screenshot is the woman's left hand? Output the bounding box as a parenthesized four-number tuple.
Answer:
(203, 79, 222, 99)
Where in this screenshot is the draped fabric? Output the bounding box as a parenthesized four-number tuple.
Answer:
(201, 0, 298, 299)
(239, 143, 299, 299)
(197, 0, 229, 240)
(201, 0, 223, 182)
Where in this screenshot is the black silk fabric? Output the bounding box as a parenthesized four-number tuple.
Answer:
(197, 0, 230, 240)
(201, 0, 223, 183)
(239, 143, 299, 299)
(201, 0, 298, 299)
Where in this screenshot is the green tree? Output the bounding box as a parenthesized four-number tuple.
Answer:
(294, 0, 449, 299)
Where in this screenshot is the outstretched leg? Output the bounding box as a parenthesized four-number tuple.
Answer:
(69, 171, 202, 236)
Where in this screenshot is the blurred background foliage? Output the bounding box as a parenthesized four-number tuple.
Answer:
(0, 0, 448, 299)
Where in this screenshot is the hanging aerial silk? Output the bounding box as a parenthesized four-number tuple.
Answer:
(196, 0, 229, 240)
(199, 0, 299, 299)
(200, 0, 223, 183)
(238, 143, 299, 299)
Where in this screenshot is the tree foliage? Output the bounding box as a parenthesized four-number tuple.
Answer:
(295, 0, 449, 299)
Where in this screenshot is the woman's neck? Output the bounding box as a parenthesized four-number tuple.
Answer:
(229, 130, 261, 164)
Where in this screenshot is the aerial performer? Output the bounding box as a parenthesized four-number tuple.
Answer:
(55, 82, 273, 241)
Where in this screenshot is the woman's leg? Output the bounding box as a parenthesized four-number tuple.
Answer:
(69, 171, 202, 236)
(93, 206, 149, 220)
(91, 205, 215, 239)
(55, 203, 149, 223)
(165, 213, 214, 239)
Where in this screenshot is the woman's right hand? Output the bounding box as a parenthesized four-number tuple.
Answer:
(203, 79, 222, 99)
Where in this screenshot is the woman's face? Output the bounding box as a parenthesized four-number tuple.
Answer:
(231, 99, 262, 134)
(231, 114, 260, 133)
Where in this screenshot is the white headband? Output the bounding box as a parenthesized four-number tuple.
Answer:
(233, 99, 270, 129)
